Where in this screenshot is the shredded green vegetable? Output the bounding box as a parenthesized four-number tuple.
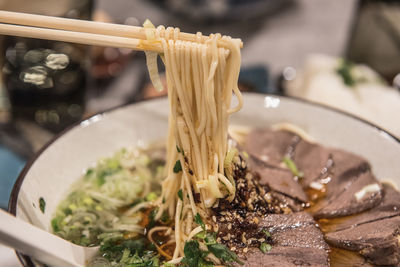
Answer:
(282, 156, 304, 178)
(51, 147, 165, 266)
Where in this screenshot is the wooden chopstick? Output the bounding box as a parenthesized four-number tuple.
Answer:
(0, 23, 163, 52)
(0, 11, 243, 51)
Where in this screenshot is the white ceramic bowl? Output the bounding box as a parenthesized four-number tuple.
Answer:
(9, 93, 400, 266)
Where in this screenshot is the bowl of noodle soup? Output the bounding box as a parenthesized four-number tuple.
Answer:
(9, 93, 400, 266)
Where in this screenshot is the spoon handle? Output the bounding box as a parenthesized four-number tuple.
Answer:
(0, 209, 84, 267)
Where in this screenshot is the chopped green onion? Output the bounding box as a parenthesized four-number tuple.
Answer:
(194, 213, 205, 230)
(204, 232, 217, 245)
(177, 189, 183, 201)
(263, 229, 271, 237)
(224, 148, 238, 169)
(146, 192, 158, 201)
(259, 243, 272, 253)
(39, 197, 46, 213)
(195, 231, 207, 239)
(282, 156, 304, 178)
(336, 59, 355, 87)
(173, 160, 182, 173)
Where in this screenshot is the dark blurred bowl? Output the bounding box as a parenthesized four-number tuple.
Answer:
(150, 0, 294, 22)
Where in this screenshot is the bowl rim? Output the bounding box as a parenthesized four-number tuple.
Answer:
(8, 93, 400, 266)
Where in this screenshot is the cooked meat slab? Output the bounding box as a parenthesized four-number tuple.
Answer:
(244, 129, 383, 218)
(325, 216, 400, 266)
(320, 184, 400, 266)
(251, 162, 309, 203)
(239, 247, 329, 267)
(310, 171, 383, 219)
(320, 184, 400, 233)
(225, 212, 330, 267)
(240, 128, 400, 266)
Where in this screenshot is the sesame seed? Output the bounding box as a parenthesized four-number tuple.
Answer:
(243, 247, 248, 253)
(228, 223, 232, 230)
(241, 232, 247, 243)
(213, 224, 219, 232)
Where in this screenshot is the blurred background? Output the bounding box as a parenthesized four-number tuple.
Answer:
(0, 0, 400, 214)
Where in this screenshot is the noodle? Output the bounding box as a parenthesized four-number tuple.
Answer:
(144, 24, 243, 262)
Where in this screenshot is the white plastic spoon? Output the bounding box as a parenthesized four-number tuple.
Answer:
(0, 209, 98, 267)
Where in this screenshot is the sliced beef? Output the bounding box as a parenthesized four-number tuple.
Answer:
(256, 167, 308, 203)
(229, 212, 329, 267)
(244, 128, 383, 219)
(258, 212, 329, 251)
(269, 191, 305, 212)
(244, 128, 297, 167)
(310, 171, 383, 219)
(319, 184, 400, 233)
(325, 216, 400, 266)
(239, 247, 329, 267)
(292, 141, 370, 186)
(242, 128, 400, 265)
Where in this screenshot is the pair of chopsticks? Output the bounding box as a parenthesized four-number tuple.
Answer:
(0, 11, 242, 53)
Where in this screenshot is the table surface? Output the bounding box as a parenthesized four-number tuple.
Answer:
(0, 0, 356, 265)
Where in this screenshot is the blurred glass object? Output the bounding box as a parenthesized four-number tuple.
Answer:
(0, 0, 93, 133)
(347, 0, 400, 82)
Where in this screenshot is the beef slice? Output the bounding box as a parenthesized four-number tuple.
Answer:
(229, 212, 329, 267)
(319, 184, 400, 233)
(325, 216, 400, 266)
(244, 128, 383, 219)
(311, 171, 383, 219)
(256, 167, 308, 203)
(239, 247, 329, 267)
(244, 129, 297, 167)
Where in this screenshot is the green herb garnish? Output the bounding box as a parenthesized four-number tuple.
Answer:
(39, 197, 46, 213)
(181, 240, 213, 267)
(178, 189, 183, 201)
(99, 236, 159, 265)
(259, 243, 272, 253)
(208, 243, 243, 264)
(176, 145, 181, 153)
(282, 156, 304, 178)
(263, 229, 271, 237)
(51, 216, 61, 232)
(173, 160, 182, 173)
(194, 213, 205, 230)
(182, 228, 243, 266)
(336, 60, 355, 87)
